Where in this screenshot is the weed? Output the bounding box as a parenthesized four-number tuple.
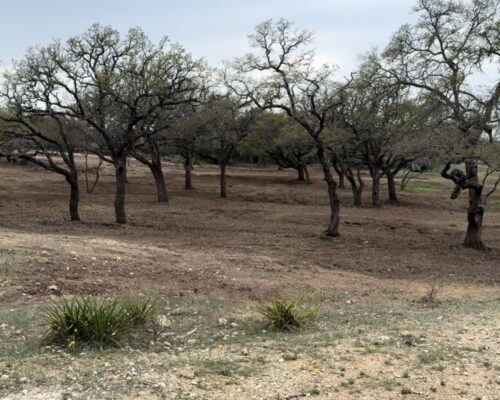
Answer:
(383, 379, 397, 391)
(420, 280, 440, 305)
(363, 345, 376, 354)
(418, 350, 446, 365)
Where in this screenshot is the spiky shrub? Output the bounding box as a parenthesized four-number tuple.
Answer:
(43, 297, 157, 349)
(124, 298, 158, 328)
(258, 292, 319, 331)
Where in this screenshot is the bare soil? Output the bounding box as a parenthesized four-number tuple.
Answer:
(0, 157, 499, 304)
(0, 157, 499, 399)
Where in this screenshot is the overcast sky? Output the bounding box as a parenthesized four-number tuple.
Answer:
(0, 0, 422, 76)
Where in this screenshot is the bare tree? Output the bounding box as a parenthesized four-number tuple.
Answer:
(383, 0, 500, 248)
(227, 19, 345, 236)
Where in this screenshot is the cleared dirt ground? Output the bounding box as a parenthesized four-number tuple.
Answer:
(0, 157, 499, 399)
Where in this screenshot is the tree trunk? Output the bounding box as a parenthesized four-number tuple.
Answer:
(386, 172, 398, 203)
(184, 153, 194, 190)
(346, 168, 364, 206)
(317, 142, 340, 236)
(297, 165, 305, 181)
(332, 161, 345, 189)
(463, 160, 485, 249)
(371, 169, 381, 207)
(149, 160, 168, 203)
(338, 170, 345, 189)
(114, 155, 127, 224)
(464, 203, 484, 249)
(65, 174, 80, 222)
(220, 163, 227, 198)
(304, 165, 311, 184)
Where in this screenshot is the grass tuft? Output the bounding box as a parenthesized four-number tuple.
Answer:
(42, 297, 157, 350)
(258, 292, 319, 331)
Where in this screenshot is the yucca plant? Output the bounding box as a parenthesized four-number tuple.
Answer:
(258, 292, 319, 331)
(43, 297, 157, 349)
(124, 298, 158, 328)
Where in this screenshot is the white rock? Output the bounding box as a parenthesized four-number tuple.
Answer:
(155, 315, 172, 329)
(153, 382, 166, 390)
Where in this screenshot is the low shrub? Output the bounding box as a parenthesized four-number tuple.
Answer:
(43, 297, 157, 349)
(124, 298, 158, 328)
(258, 292, 319, 331)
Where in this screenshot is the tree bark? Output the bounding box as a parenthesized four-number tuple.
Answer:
(149, 160, 168, 203)
(464, 202, 484, 249)
(304, 165, 311, 184)
(184, 153, 194, 190)
(371, 169, 382, 207)
(332, 160, 345, 189)
(463, 160, 485, 249)
(317, 142, 340, 236)
(114, 155, 127, 224)
(65, 174, 80, 222)
(386, 172, 398, 203)
(297, 165, 305, 181)
(220, 163, 227, 198)
(346, 168, 364, 206)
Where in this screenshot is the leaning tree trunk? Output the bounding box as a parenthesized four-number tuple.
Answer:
(304, 165, 311, 184)
(346, 168, 364, 206)
(464, 160, 485, 249)
(370, 169, 382, 207)
(386, 172, 398, 203)
(317, 142, 340, 236)
(65, 173, 80, 222)
(219, 162, 227, 198)
(149, 159, 168, 203)
(184, 153, 194, 190)
(114, 155, 127, 224)
(332, 161, 345, 189)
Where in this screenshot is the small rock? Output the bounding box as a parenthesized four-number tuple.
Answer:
(19, 377, 29, 384)
(0, 375, 9, 381)
(155, 315, 172, 329)
(217, 317, 228, 326)
(178, 368, 195, 380)
(241, 347, 249, 356)
(47, 284, 59, 292)
(152, 382, 166, 390)
(375, 335, 391, 345)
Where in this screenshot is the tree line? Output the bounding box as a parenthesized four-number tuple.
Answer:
(0, 0, 499, 249)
